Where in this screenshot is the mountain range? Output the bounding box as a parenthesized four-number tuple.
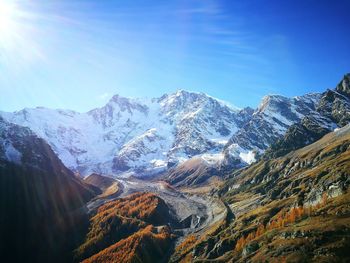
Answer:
(0, 90, 250, 177)
(1, 74, 349, 179)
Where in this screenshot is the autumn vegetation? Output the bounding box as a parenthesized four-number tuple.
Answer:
(75, 192, 173, 262)
(175, 235, 198, 254)
(82, 225, 172, 263)
(235, 192, 329, 252)
(97, 192, 171, 224)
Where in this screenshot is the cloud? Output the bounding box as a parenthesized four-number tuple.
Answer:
(98, 92, 110, 101)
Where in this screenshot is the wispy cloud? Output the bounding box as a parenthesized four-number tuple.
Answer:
(98, 92, 110, 101)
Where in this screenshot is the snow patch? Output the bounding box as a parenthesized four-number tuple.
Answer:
(226, 144, 256, 165)
(239, 151, 256, 164)
(4, 143, 22, 164)
(151, 159, 167, 168)
(201, 153, 224, 166)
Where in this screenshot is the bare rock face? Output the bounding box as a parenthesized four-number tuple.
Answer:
(336, 73, 350, 97)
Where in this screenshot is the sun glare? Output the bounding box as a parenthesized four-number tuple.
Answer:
(0, 0, 43, 64)
(0, 0, 17, 37)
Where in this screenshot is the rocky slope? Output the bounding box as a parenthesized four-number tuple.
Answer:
(172, 124, 350, 262)
(164, 155, 223, 188)
(0, 90, 252, 177)
(163, 152, 242, 188)
(0, 117, 99, 262)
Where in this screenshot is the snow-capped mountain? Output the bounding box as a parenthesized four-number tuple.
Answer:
(163, 75, 350, 188)
(0, 116, 99, 198)
(0, 90, 251, 176)
(161, 90, 333, 187)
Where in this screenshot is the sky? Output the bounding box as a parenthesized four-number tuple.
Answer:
(0, 0, 349, 112)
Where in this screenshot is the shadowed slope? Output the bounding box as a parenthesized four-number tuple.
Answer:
(0, 118, 99, 263)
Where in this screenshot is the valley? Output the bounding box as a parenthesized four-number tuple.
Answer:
(86, 176, 227, 244)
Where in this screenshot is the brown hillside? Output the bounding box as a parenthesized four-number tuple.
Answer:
(75, 192, 174, 261)
(84, 173, 116, 191)
(82, 225, 172, 263)
(98, 192, 172, 225)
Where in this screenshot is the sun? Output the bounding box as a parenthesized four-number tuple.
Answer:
(0, 0, 17, 37)
(0, 0, 31, 57)
(0, 0, 48, 66)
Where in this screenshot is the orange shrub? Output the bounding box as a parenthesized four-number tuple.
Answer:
(175, 235, 197, 253)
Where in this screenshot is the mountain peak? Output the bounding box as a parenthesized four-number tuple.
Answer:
(158, 89, 240, 112)
(174, 89, 194, 96)
(336, 73, 350, 98)
(169, 89, 207, 99)
(257, 94, 289, 113)
(108, 94, 145, 105)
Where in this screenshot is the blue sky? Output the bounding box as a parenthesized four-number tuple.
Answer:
(0, 0, 349, 112)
